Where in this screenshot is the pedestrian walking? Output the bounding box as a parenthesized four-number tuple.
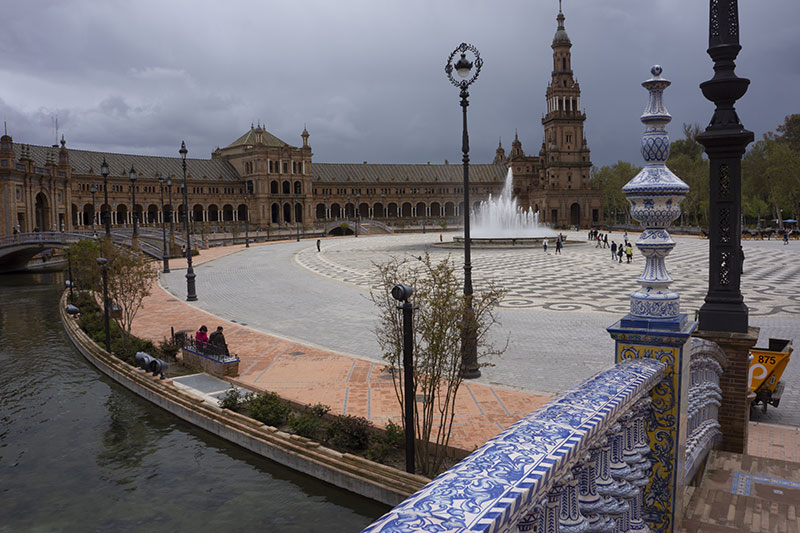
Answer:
(611, 241, 617, 260)
(784, 231, 789, 245)
(618, 244, 624, 263)
(555, 236, 562, 255)
(316, 238, 321, 252)
(13, 225, 18, 241)
(626, 243, 633, 263)
(543, 239, 548, 253)
(595, 234, 601, 248)
(603, 234, 609, 248)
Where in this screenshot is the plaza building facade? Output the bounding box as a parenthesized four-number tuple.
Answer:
(0, 6, 601, 238)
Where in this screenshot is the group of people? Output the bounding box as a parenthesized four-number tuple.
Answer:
(542, 233, 565, 255)
(610, 240, 634, 263)
(195, 325, 229, 356)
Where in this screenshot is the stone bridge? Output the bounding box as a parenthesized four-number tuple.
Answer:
(0, 231, 164, 272)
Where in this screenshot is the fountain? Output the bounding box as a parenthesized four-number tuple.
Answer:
(451, 167, 558, 247)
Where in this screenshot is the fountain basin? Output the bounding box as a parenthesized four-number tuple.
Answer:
(437, 236, 581, 248)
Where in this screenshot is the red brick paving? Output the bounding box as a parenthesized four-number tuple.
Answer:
(131, 244, 550, 453)
(131, 244, 796, 456)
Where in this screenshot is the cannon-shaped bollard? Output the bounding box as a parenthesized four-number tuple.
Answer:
(135, 351, 168, 379)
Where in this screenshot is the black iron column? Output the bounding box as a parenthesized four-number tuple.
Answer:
(129, 166, 138, 238)
(158, 174, 170, 273)
(696, 0, 753, 333)
(445, 43, 483, 379)
(90, 184, 97, 236)
(97, 256, 111, 352)
(244, 181, 250, 248)
(180, 141, 197, 301)
(391, 283, 415, 475)
(101, 158, 111, 237)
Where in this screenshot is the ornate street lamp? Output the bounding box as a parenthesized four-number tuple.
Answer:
(355, 194, 360, 237)
(96, 256, 111, 352)
(295, 192, 301, 242)
(445, 42, 483, 379)
(244, 181, 250, 248)
(101, 157, 111, 237)
(89, 183, 98, 237)
(696, 0, 753, 333)
(180, 141, 197, 301)
(129, 166, 138, 238)
(158, 173, 170, 273)
(167, 175, 174, 242)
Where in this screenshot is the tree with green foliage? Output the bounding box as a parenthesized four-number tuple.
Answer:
(100, 239, 157, 336)
(591, 161, 641, 224)
(372, 254, 505, 476)
(66, 238, 101, 292)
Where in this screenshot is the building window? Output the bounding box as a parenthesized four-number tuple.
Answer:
(566, 134, 572, 144)
(282, 162, 288, 174)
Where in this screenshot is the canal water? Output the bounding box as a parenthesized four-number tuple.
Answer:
(0, 274, 388, 532)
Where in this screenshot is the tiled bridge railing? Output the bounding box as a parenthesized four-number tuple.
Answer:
(363, 358, 666, 533)
(684, 338, 727, 485)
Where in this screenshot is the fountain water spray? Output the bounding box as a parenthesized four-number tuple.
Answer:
(472, 168, 557, 239)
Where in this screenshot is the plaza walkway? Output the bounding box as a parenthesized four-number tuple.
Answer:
(131, 231, 800, 453)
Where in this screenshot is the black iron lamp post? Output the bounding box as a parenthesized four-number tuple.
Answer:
(97, 256, 111, 352)
(66, 248, 74, 301)
(158, 174, 170, 273)
(167, 176, 174, 242)
(445, 43, 483, 379)
(696, 0, 753, 333)
(391, 283, 416, 474)
(129, 166, 138, 238)
(180, 141, 197, 301)
(355, 194, 360, 237)
(89, 184, 98, 237)
(101, 157, 111, 237)
(244, 181, 250, 248)
(295, 193, 301, 242)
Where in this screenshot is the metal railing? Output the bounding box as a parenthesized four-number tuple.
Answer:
(182, 336, 238, 363)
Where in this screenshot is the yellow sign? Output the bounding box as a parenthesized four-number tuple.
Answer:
(748, 346, 792, 393)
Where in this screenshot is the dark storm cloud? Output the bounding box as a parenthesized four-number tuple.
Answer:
(2, 0, 798, 168)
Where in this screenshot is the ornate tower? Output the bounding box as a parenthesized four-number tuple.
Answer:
(541, 4, 590, 192)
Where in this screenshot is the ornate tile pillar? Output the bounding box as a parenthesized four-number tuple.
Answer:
(607, 66, 696, 533)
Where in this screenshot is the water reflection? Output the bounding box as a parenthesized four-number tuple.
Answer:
(0, 274, 387, 531)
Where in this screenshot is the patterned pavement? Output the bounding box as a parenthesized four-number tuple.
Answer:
(157, 230, 800, 427)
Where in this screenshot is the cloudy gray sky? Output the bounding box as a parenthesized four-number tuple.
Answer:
(2, 0, 798, 169)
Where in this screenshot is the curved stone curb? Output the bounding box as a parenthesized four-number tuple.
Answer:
(59, 291, 429, 506)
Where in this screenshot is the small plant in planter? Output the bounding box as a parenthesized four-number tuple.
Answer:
(247, 392, 291, 426)
(326, 414, 372, 452)
(218, 387, 253, 411)
(288, 403, 330, 439)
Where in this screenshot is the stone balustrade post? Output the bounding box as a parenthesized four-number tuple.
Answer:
(559, 471, 589, 533)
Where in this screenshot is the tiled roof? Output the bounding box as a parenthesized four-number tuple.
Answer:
(313, 163, 507, 184)
(13, 143, 240, 182)
(225, 126, 291, 149)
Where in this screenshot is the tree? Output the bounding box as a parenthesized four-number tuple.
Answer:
(100, 239, 158, 336)
(591, 162, 641, 224)
(372, 254, 505, 476)
(66, 238, 101, 292)
(775, 114, 800, 151)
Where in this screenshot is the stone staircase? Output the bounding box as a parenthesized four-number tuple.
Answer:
(681, 450, 800, 532)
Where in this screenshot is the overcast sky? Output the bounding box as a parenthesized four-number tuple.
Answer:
(2, 1, 798, 169)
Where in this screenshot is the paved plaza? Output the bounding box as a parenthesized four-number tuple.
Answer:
(159, 230, 800, 427)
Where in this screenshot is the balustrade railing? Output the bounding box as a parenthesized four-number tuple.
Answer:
(362, 358, 665, 533)
(684, 337, 727, 485)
